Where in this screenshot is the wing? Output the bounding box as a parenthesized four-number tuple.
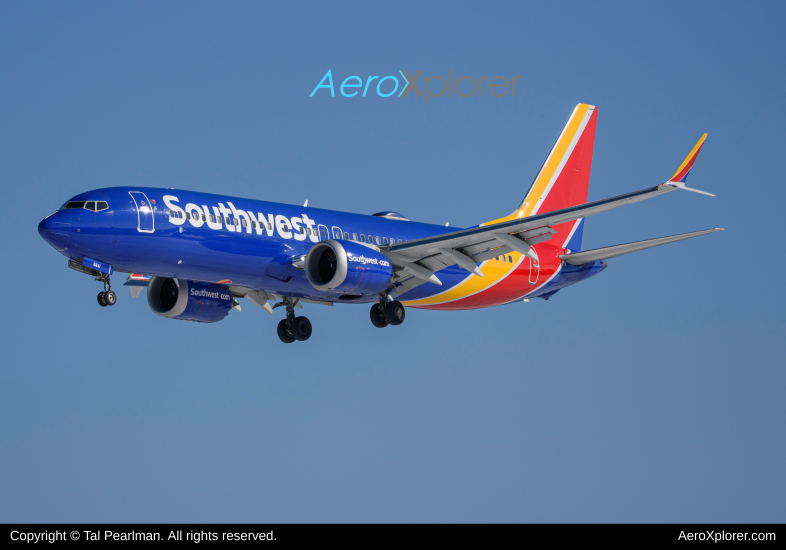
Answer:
(384, 133, 714, 293)
(385, 183, 679, 289)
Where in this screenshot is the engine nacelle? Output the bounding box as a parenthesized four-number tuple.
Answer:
(147, 277, 232, 323)
(305, 240, 393, 295)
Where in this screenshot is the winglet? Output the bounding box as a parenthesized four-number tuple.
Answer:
(669, 133, 707, 183)
(665, 133, 714, 196)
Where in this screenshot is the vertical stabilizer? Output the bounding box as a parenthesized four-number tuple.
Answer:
(487, 103, 598, 250)
(519, 103, 598, 217)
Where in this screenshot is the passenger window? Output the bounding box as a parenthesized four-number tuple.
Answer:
(185, 212, 191, 220)
(178, 211, 183, 219)
(508, 256, 513, 262)
(320, 228, 327, 238)
(226, 217, 231, 224)
(242, 219, 247, 227)
(96, 201, 108, 211)
(343, 232, 349, 239)
(251, 221, 256, 228)
(202, 215, 206, 222)
(360, 235, 366, 243)
(170, 210, 175, 218)
(368, 235, 373, 243)
(374, 236, 380, 245)
(383, 237, 389, 244)
(352, 233, 357, 241)
(268, 223, 273, 230)
(301, 228, 305, 235)
(210, 215, 215, 223)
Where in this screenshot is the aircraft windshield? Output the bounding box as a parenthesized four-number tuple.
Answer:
(62, 201, 108, 211)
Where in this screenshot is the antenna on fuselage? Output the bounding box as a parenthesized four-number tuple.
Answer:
(303, 200, 308, 207)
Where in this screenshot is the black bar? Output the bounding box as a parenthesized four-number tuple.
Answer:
(1, 524, 782, 545)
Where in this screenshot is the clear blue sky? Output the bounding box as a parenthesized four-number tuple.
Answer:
(1, 1, 784, 522)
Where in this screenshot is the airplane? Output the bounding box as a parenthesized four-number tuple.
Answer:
(38, 104, 722, 343)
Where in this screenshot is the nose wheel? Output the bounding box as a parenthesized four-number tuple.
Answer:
(96, 274, 117, 307)
(97, 290, 117, 307)
(276, 298, 312, 343)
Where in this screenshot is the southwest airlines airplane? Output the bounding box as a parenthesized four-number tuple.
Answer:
(38, 104, 721, 343)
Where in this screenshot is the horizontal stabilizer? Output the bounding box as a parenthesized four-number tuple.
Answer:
(559, 228, 723, 265)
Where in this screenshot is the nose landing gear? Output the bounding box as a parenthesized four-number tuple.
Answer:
(97, 274, 116, 307)
(66, 259, 117, 308)
(97, 290, 117, 307)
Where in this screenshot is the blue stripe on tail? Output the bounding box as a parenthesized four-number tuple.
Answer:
(565, 219, 584, 251)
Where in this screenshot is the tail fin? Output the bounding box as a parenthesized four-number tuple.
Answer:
(486, 103, 598, 250)
(518, 103, 598, 217)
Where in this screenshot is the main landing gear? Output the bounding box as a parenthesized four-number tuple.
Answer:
(96, 273, 116, 307)
(276, 298, 312, 343)
(370, 294, 405, 328)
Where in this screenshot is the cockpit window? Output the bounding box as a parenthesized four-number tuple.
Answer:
(63, 200, 109, 211)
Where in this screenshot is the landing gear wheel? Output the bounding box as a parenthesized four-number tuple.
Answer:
(104, 290, 117, 306)
(384, 300, 405, 326)
(277, 319, 296, 343)
(370, 303, 388, 328)
(291, 316, 312, 341)
(97, 292, 107, 307)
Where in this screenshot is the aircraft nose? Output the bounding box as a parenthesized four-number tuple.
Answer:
(38, 212, 61, 239)
(38, 211, 71, 250)
(38, 214, 54, 239)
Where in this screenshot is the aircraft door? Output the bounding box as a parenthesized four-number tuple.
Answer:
(317, 224, 329, 241)
(129, 191, 155, 233)
(528, 257, 539, 285)
(331, 226, 343, 239)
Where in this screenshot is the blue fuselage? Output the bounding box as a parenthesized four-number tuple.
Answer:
(38, 187, 468, 303)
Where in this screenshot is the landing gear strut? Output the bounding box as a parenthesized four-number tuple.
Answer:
(370, 291, 405, 328)
(276, 298, 312, 343)
(96, 273, 116, 307)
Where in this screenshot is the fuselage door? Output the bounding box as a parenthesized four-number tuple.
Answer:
(129, 191, 155, 233)
(331, 226, 343, 239)
(528, 257, 539, 285)
(317, 224, 329, 241)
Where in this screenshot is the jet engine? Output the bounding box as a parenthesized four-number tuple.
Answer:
(147, 277, 232, 323)
(305, 240, 393, 295)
